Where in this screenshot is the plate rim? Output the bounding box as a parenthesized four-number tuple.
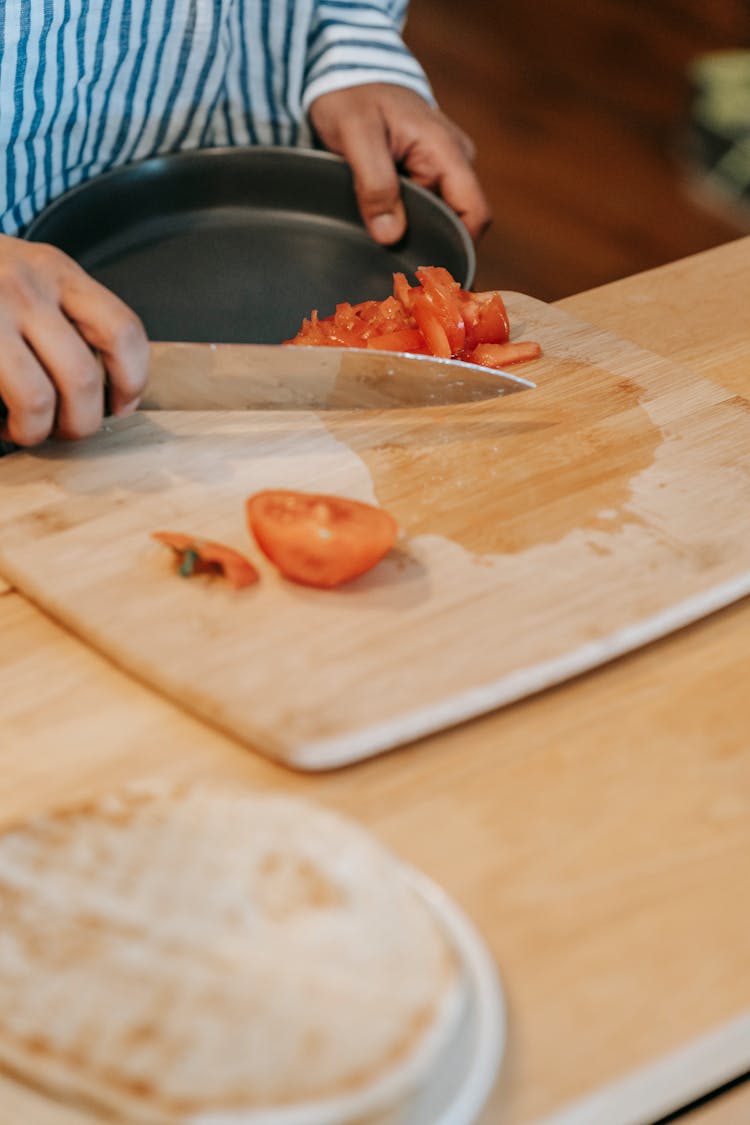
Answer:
(189, 864, 505, 1125)
(404, 865, 506, 1125)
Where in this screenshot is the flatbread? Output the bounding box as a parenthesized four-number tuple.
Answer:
(0, 785, 462, 1124)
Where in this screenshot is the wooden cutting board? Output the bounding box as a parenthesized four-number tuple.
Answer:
(1, 292, 749, 770)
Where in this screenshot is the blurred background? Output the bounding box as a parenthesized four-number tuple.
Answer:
(405, 0, 750, 298)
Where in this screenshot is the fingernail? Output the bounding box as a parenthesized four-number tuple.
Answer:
(370, 212, 403, 244)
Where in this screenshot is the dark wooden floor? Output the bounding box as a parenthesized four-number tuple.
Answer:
(405, 0, 750, 298)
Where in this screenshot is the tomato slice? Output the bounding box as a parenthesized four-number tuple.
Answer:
(152, 531, 259, 589)
(246, 490, 398, 588)
(465, 341, 542, 368)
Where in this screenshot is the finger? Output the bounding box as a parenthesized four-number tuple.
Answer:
(0, 333, 57, 447)
(60, 269, 149, 416)
(335, 110, 407, 244)
(411, 133, 491, 241)
(23, 310, 105, 440)
(439, 160, 493, 241)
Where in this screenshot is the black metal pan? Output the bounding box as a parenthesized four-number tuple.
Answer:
(25, 146, 474, 345)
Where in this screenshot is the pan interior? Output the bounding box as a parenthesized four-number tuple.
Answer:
(26, 148, 474, 345)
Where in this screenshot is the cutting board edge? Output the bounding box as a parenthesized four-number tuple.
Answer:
(0, 551, 298, 766)
(2, 528, 750, 772)
(5, 554, 743, 773)
(287, 566, 750, 769)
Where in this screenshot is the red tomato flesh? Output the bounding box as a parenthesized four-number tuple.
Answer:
(461, 291, 510, 348)
(410, 290, 452, 358)
(366, 328, 425, 352)
(415, 266, 466, 353)
(283, 268, 541, 371)
(392, 271, 414, 309)
(246, 490, 398, 588)
(466, 341, 543, 368)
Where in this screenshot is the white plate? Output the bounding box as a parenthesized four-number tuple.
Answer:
(197, 866, 506, 1125)
(0, 858, 504, 1125)
(398, 867, 506, 1125)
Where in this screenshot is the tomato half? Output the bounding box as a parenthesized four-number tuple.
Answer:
(246, 490, 398, 588)
(152, 531, 259, 589)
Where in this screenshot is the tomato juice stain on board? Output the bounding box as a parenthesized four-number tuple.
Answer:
(321, 356, 660, 557)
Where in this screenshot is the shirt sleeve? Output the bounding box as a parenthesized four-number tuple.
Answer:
(301, 0, 435, 113)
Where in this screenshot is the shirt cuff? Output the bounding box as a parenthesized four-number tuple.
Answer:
(302, 16, 435, 113)
(303, 67, 435, 113)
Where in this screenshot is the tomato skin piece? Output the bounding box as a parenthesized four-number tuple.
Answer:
(246, 490, 398, 589)
(152, 532, 259, 589)
(465, 341, 542, 368)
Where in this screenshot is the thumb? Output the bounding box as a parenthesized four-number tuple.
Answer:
(338, 119, 407, 244)
(309, 88, 407, 244)
(363, 198, 406, 245)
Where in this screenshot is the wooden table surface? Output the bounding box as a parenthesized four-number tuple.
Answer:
(686, 1081, 750, 1125)
(1, 236, 749, 1125)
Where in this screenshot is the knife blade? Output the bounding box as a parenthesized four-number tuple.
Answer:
(142, 342, 535, 411)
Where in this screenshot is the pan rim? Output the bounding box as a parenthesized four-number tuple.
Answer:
(23, 144, 475, 289)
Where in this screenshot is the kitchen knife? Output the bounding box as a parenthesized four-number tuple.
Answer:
(142, 342, 535, 411)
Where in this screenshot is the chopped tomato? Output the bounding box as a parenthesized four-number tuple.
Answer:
(285, 295, 414, 349)
(366, 328, 425, 352)
(392, 271, 414, 310)
(356, 297, 400, 323)
(415, 267, 466, 353)
(246, 490, 398, 589)
(416, 265, 461, 292)
(410, 290, 452, 358)
(283, 268, 541, 371)
(152, 531, 259, 589)
(460, 291, 510, 348)
(465, 341, 543, 368)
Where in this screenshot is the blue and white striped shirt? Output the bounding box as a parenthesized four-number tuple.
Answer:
(0, 1, 432, 235)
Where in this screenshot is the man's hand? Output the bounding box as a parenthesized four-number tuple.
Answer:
(309, 83, 491, 246)
(0, 235, 148, 447)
